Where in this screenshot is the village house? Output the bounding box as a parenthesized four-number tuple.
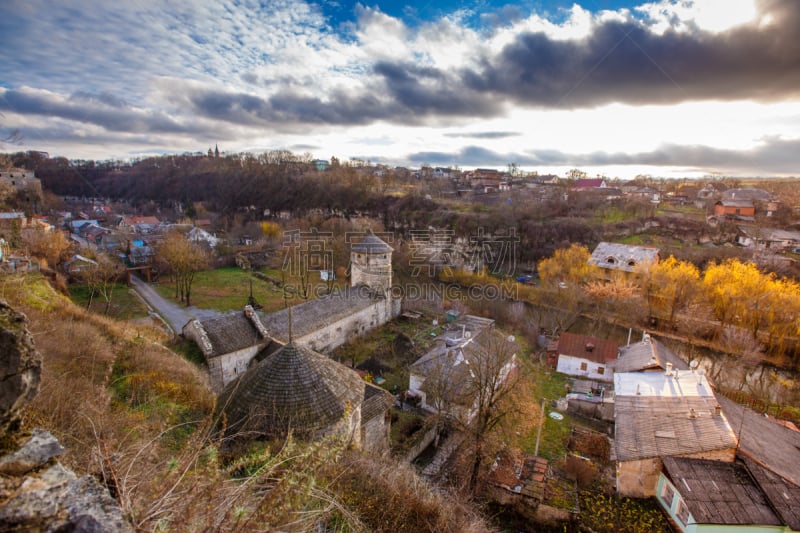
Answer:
(737, 227, 800, 251)
(572, 178, 607, 190)
(589, 242, 660, 276)
(116, 215, 161, 234)
(656, 395, 800, 532)
(552, 332, 618, 383)
(407, 315, 518, 421)
(614, 368, 737, 498)
(714, 200, 756, 220)
(615, 334, 688, 373)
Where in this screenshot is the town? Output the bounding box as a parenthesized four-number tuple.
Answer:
(2, 150, 799, 532)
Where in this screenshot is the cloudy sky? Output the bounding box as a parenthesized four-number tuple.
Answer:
(1, 0, 799, 178)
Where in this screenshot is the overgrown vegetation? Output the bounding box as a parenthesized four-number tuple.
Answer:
(4, 273, 495, 532)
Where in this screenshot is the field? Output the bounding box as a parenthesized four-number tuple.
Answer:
(152, 266, 348, 312)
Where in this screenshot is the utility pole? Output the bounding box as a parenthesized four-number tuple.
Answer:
(534, 397, 547, 456)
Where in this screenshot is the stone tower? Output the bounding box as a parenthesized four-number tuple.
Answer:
(350, 231, 392, 292)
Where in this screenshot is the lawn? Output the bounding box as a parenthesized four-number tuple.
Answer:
(68, 283, 150, 320)
(516, 363, 573, 461)
(152, 266, 348, 312)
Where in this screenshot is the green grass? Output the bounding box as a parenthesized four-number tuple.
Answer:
(68, 283, 150, 320)
(517, 364, 573, 461)
(153, 266, 348, 312)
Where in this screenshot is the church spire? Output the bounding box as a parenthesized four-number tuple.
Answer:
(214, 144, 220, 158)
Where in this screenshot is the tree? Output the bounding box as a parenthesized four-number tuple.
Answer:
(77, 251, 126, 314)
(646, 256, 700, 327)
(156, 231, 210, 306)
(537, 243, 598, 287)
(421, 327, 520, 493)
(23, 227, 72, 269)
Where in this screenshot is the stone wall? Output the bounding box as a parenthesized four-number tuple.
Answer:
(361, 411, 390, 455)
(301, 297, 400, 354)
(209, 345, 263, 392)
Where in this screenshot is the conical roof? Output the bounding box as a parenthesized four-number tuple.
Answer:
(218, 342, 365, 437)
(351, 231, 392, 253)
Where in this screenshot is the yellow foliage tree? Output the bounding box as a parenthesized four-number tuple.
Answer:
(647, 256, 700, 327)
(537, 243, 598, 287)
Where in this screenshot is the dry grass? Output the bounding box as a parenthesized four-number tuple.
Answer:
(326, 452, 494, 533)
(4, 273, 496, 533)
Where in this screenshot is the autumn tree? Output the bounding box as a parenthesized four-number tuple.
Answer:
(702, 259, 771, 340)
(646, 256, 700, 327)
(538, 243, 594, 287)
(156, 231, 209, 306)
(23, 227, 72, 269)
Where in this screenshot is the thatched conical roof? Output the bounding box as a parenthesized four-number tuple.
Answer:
(218, 342, 365, 438)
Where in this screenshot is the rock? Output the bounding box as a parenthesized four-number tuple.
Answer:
(0, 429, 64, 476)
(0, 301, 41, 433)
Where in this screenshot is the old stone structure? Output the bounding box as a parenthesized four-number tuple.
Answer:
(218, 342, 393, 454)
(0, 168, 43, 207)
(184, 232, 400, 392)
(185, 232, 399, 453)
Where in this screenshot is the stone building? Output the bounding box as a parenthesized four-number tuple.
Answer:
(183, 231, 400, 392)
(0, 168, 43, 207)
(218, 342, 394, 453)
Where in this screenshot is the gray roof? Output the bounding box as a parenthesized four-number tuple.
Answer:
(722, 188, 773, 202)
(409, 315, 498, 377)
(196, 312, 266, 357)
(362, 382, 394, 422)
(615, 396, 736, 462)
(258, 286, 384, 343)
(615, 337, 688, 373)
(218, 342, 365, 438)
(589, 242, 660, 272)
(718, 396, 800, 488)
(662, 457, 781, 527)
(742, 457, 800, 530)
(351, 232, 392, 253)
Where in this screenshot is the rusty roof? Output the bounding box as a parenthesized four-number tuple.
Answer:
(557, 332, 618, 364)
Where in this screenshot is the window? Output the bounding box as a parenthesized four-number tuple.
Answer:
(580, 362, 588, 371)
(661, 483, 675, 508)
(676, 500, 690, 525)
(597, 366, 605, 375)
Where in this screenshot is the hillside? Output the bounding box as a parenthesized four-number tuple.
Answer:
(1, 273, 492, 532)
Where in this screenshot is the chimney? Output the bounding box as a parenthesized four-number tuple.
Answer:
(714, 405, 721, 416)
(585, 342, 595, 353)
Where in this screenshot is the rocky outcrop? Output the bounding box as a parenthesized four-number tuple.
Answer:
(0, 301, 41, 433)
(0, 430, 134, 532)
(0, 302, 134, 532)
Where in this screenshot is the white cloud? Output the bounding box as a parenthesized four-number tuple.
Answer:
(636, 0, 758, 34)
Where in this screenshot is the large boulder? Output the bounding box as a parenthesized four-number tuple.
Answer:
(0, 301, 41, 434)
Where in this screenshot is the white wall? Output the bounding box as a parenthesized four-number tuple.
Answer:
(556, 354, 612, 382)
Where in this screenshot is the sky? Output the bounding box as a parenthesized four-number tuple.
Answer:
(1, 0, 799, 179)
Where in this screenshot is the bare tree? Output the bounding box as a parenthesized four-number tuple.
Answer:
(156, 231, 210, 306)
(78, 251, 126, 314)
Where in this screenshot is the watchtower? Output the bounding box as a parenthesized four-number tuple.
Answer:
(350, 231, 392, 292)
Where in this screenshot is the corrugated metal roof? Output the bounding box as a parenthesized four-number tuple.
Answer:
(615, 337, 688, 373)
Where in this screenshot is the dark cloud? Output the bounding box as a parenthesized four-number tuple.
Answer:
(408, 136, 800, 175)
(413, 0, 800, 110)
(0, 88, 191, 134)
